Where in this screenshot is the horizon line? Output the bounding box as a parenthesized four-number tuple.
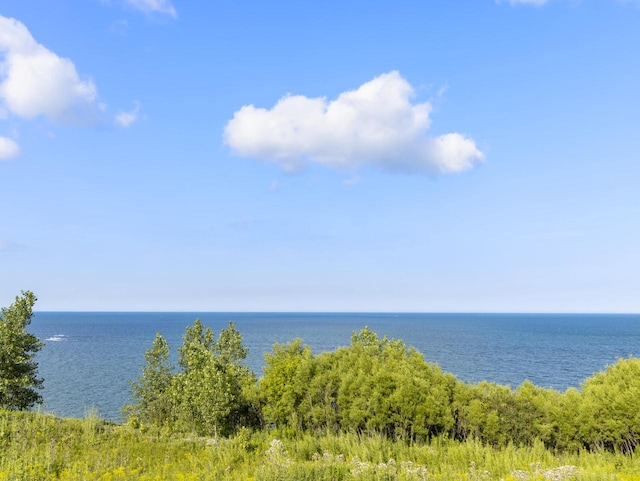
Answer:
(34, 310, 640, 316)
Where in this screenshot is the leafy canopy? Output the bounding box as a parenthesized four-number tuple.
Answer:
(0, 291, 43, 410)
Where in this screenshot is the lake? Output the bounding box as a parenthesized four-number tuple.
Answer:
(30, 311, 640, 421)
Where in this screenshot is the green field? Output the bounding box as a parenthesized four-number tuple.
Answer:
(2, 409, 640, 481)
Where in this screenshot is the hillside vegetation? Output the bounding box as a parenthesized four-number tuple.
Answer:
(3, 292, 640, 480)
(2, 409, 640, 480)
(127, 321, 640, 456)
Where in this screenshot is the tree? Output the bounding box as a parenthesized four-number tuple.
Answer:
(0, 291, 43, 410)
(337, 329, 456, 441)
(170, 320, 255, 437)
(260, 338, 314, 429)
(127, 319, 257, 436)
(126, 332, 174, 427)
(578, 357, 640, 454)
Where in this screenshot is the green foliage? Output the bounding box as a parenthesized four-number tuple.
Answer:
(336, 331, 456, 441)
(451, 357, 640, 454)
(177, 318, 215, 371)
(302, 348, 343, 432)
(261, 327, 458, 442)
(550, 387, 582, 451)
(260, 338, 314, 429)
(171, 320, 256, 437)
(127, 319, 257, 437)
(130, 322, 640, 456)
(2, 410, 640, 480)
(216, 320, 249, 364)
(125, 332, 174, 427)
(0, 291, 43, 410)
(578, 357, 640, 454)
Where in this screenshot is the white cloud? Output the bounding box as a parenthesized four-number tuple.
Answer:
(124, 0, 177, 18)
(224, 71, 484, 175)
(0, 16, 99, 124)
(115, 101, 141, 128)
(0, 136, 19, 160)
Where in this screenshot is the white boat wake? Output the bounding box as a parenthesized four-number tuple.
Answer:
(46, 334, 68, 342)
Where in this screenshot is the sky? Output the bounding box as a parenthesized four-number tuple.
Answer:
(1, 0, 639, 312)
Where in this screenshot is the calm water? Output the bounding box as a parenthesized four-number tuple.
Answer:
(29, 312, 640, 422)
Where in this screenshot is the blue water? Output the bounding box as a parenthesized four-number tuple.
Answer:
(29, 312, 640, 422)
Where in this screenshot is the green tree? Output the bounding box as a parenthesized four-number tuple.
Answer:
(337, 329, 456, 441)
(126, 332, 174, 427)
(260, 338, 314, 429)
(549, 387, 581, 451)
(177, 318, 215, 372)
(456, 381, 518, 447)
(0, 291, 43, 410)
(578, 357, 640, 454)
(298, 348, 342, 432)
(213, 321, 258, 431)
(170, 320, 255, 437)
(513, 380, 558, 447)
(216, 321, 249, 364)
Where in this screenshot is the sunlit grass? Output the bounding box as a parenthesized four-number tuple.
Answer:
(1, 409, 639, 480)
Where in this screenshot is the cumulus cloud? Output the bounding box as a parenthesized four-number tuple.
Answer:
(124, 0, 177, 18)
(0, 16, 99, 124)
(115, 101, 141, 128)
(224, 71, 484, 175)
(0, 136, 19, 160)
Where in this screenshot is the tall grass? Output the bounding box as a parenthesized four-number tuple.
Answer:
(1, 410, 639, 480)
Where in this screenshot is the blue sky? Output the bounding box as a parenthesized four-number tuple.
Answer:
(1, 0, 639, 312)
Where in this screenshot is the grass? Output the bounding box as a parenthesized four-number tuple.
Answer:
(1, 410, 640, 480)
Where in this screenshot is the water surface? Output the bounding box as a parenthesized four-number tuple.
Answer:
(30, 312, 640, 421)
